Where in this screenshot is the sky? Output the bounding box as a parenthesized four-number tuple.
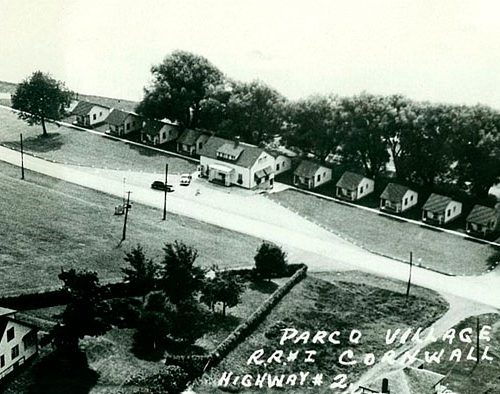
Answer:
(1, 0, 499, 109)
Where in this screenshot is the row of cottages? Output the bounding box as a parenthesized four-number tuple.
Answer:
(0, 307, 38, 382)
(198, 136, 276, 189)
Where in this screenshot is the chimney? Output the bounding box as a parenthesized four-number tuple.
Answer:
(381, 378, 390, 393)
(234, 136, 240, 147)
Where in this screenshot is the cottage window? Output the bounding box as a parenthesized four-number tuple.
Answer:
(237, 174, 243, 184)
(23, 331, 37, 350)
(404, 198, 408, 205)
(453, 206, 456, 212)
(93, 114, 96, 120)
(360, 186, 364, 194)
(126, 123, 130, 130)
(410, 195, 414, 201)
(317, 174, 321, 182)
(7, 327, 14, 342)
(11, 345, 19, 360)
(276, 163, 280, 171)
(162, 132, 167, 140)
(100, 112, 102, 116)
(447, 209, 451, 217)
(0, 355, 4, 368)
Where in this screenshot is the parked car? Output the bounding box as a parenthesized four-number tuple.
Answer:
(180, 174, 192, 186)
(151, 181, 174, 192)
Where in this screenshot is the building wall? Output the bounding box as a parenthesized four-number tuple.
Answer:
(401, 190, 418, 211)
(274, 155, 292, 176)
(312, 167, 332, 188)
(0, 320, 37, 381)
(123, 115, 141, 134)
(159, 124, 180, 144)
(356, 178, 375, 199)
(443, 201, 462, 223)
(88, 106, 110, 126)
(200, 156, 251, 188)
(249, 152, 276, 189)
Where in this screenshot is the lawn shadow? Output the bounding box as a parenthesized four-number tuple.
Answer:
(486, 248, 500, 271)
(5, 133, 64, 153)
(249, 280, 279, 294)
(28, 351, 98, 394)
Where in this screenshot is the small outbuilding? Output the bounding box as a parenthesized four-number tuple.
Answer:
(71, 101, 110, 127)
(104, 109, 142, 136)
(466, 204, 500, 236)
(293, 160, 332, 189)
(176, 129, 210, 156)
(379, 183, 418, 213)
(422, 193, 462, 225)
(336, 171, 374, 201)
(141, 119, 180, 146)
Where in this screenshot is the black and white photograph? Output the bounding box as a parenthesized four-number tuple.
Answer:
(0, 1, 500, 393)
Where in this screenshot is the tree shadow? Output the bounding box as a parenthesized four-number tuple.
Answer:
(28, 351, 98, 394)
(249, 280, 279, 294)
(5, 133, 64, 153)
(486, 248, 500, 271)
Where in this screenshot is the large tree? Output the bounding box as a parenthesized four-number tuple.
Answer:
(122, 244, 158, 301)
(338, 94, 391, 178)
(216, 80, 286, 145)
(201, 267, 244, 316)
(254, 242, 288, 281)
(449, 105, 500, 198)
(136, 50, 223, 128)
(11, 71, 72, 137)
(159, 241, 205, 304)
(284, 95, 339, 158)
(51, 269, 111, 353)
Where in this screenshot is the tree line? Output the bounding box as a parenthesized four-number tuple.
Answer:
(136, 50, 500, 199)
(12, 54, 500, 199)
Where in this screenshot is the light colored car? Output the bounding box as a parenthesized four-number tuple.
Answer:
(180, 174, 192, 186)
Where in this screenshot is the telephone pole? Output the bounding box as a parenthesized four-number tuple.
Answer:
(162, 163, 169, 220)
(20, 133, 25, 180)
(405, 251, 413, 302)
(122, 191, 131, 242)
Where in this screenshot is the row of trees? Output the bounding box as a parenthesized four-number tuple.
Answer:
(136, 51, 500, 198)
(13, 53, 498, 198)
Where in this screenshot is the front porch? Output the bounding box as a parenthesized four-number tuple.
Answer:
(208, 163, 235, 187)
(422, 210, 444, 225)
(380, 199, 402, 213)
(336, 187, 357, 201)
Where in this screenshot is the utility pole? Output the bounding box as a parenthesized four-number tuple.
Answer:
(122, 191, 131, 242)
(476, 316, 480, 364)
(405, 251, 413, 302)
(162, 163, 169, 220)
(20, 133, 25, 180)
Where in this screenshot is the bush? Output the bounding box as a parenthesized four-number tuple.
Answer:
(129, 365, 189, 394)
(254, 242, 288, 280)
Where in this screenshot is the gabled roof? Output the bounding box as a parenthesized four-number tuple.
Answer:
(0, 307, 16, 317)
(0, 308, 16, 341)
(294, 160, 325, 178)
(422, 193, 454, 212)
(177, 129, 205, 146)
(71, 101, 109, 116)
(336, 171, 370, 190)
(105, 109, 139, 126)
(363, 366, 445, 394)
(199, 136, 266, 168)
(142, 119, 178, 137)
(467, 204, 499, 225)
(380, 183, 414, 202)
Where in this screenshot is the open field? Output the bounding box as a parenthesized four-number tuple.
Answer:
(269, 189, 500, 275)
(423, 313, 500, 393)
(195, 274, 448, 393)
(0, 107, 195, 173)
(0, 160, 262, 293)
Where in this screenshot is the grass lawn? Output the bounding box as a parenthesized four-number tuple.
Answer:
(0, 107, 196, 174)
(195, 274, 448, 393)
(269, 189, 500, 275)
(0, 160, 262, 294)
(422, 313, 500, 393)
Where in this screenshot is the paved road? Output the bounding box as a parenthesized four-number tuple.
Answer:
(1, 145, 500, 309)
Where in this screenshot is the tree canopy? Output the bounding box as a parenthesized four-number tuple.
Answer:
(11, 71, 72, 136)
(159, 240, 205, 304)
(254, 242, 288, 280)
(136, 50, 223, 128)
(122, 244, 158, 301)
(52, 269, 110, 353)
